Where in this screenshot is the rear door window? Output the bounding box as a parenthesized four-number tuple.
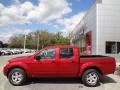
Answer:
(60, 48, 74, 58)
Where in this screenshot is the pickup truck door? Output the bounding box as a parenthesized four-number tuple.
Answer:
(31, 48, 57, 77)
(57, 48, 79, 77)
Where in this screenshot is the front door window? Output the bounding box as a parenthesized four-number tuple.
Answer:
(39, 48, 55, 59)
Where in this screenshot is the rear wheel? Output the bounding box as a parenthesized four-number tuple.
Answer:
(82, 69, 100, 87)
(8, 68, 27, 86)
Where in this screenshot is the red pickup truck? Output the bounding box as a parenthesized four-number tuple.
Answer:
(3, 46, 116, 87)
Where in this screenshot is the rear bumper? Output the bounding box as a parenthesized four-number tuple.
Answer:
(116, 62, 120, 68)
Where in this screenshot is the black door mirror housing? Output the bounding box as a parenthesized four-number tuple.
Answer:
(35, 55, 41, 60)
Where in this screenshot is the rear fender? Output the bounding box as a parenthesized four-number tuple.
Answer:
(79, 62, 102, 77)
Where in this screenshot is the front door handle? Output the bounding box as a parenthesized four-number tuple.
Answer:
(51, 61, 55, 64)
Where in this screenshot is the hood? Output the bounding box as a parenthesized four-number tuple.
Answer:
(8, 56, 30, 63)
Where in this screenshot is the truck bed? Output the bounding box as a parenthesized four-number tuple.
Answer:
(81, 55, 109, 58)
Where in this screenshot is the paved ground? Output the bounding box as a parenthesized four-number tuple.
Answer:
(0, 54, 120, 90)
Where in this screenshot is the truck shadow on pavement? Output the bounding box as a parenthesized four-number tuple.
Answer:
(100, 76, 117, 84)
(4, 76, 117, 90)
(26, 76, 117, 84)
(27, 78, 82, 84)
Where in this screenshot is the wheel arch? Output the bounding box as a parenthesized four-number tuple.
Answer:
(7, 66, 28, 78)
(81, 66, 102, 77)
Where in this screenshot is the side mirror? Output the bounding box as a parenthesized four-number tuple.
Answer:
(35, 55, 41, 60)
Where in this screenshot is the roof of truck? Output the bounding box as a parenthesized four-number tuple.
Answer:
(50, 45, 78, 48)
(43, 45, 79, 49)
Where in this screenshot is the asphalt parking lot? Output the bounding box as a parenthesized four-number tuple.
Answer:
(0, 54, 120, 90)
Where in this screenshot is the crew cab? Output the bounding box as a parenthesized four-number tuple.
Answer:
(3, 46, 116, 87)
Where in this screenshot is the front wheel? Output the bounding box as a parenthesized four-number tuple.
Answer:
(2, 52, 5, 55)
(82, 69, 100, 87)
(8, 68, 27, 86)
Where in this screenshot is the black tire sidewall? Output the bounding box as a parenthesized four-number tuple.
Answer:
(82, 69, 100, 87)
(8, 68, 27, 86)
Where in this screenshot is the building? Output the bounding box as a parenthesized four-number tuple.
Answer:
(70, 0, 120, 61)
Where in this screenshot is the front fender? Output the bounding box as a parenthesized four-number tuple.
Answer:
(4, 62, 30, 77)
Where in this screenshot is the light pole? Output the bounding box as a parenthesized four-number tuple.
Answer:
(23, 23, 28, 53)
(37, 32, 40, 51)
(23, 34, 26, 53)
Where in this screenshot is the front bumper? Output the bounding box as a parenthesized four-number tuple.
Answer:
(3, 63, 10, 77)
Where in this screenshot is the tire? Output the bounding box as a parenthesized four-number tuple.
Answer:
(2, 52, 5, 55)
(8, 68, 27, 86)
(82, 69, 100, 87)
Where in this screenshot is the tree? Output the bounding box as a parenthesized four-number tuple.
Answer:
(0, 41, 4, 48)
(3, 43, 8, 48)
(8, 30, 70, 49)
(55, 32, 70, 45)
(8, 34, 24, 48)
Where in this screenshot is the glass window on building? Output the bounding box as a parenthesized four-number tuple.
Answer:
(117, 42, 120, 54)
(106, 41, 116, 54)
(106, 41, 120, 54)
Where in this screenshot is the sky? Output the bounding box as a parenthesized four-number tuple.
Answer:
(0, 0, 96, 42)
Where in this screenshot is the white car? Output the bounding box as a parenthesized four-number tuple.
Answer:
(1, 50, 11, 55)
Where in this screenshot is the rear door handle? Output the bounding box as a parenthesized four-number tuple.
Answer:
(71, 61, 75, 63)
